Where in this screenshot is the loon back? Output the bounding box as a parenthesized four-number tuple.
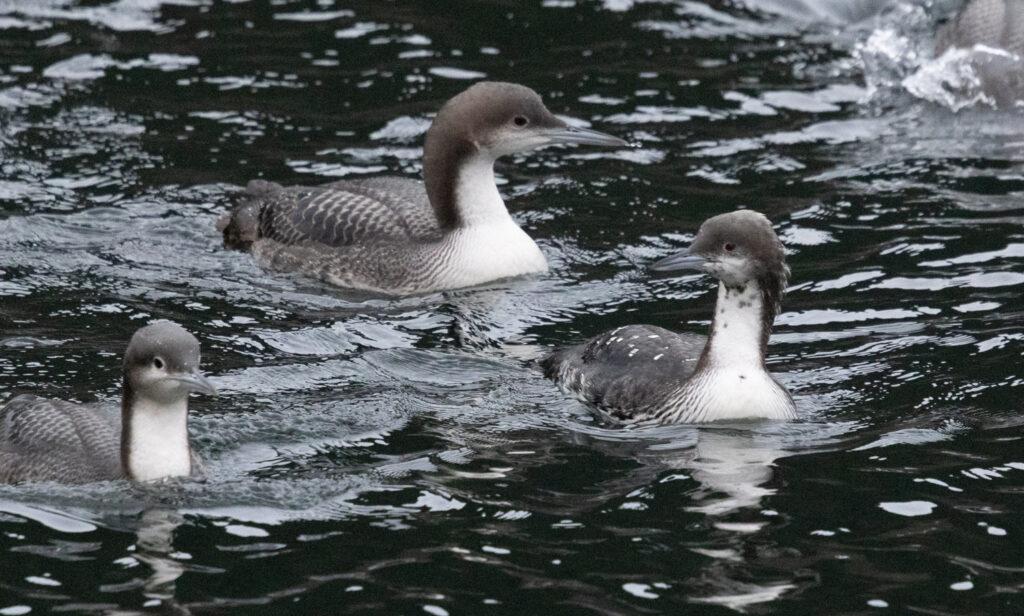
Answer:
(220, 175, 549, 295)
(542, 210, 796, 424)
(541, 324, 707, 420)
(219, 177, 440, 251)
(936, 0, 1024, 56)
(0, 394, 122, 484)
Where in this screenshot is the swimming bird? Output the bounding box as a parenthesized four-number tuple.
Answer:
(541, 210, 797, 423)
(219, 81, 628, 295)
(936, 0, 1024, 56)
(0, 321, 216, 484)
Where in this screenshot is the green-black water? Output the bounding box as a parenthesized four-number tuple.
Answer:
(1, 1, 1023, 614)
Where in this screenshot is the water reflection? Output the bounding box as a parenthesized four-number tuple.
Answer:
(0, 498, 99, 533)
(2, 0, 1024, 612)
(121, 509, 191, 616)
(642, 426, 794, 609)
(685, 428, 783, 517)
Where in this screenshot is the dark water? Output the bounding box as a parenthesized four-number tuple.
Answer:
(2, 0, 1024, 613)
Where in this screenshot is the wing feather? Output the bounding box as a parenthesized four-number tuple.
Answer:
(0, 394, 121, 483)
(541, 325, 706, 420)
(220, 177, 440, 251)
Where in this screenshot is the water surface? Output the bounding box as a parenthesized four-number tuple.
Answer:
(1, 0, 1023, 614)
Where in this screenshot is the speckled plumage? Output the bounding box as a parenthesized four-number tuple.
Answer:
(221, 178, 440, 251)
(542, 210, 797, 424)
(541, 325, 706, 419)
(220, 177, 455, 294)
(937, 0, 1024, 56)
(0, 394, 122, 484)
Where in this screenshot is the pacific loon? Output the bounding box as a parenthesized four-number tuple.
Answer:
(541, 210, 797, 424)
(0, 321, 217, 484)
(219, 81, 628, 295)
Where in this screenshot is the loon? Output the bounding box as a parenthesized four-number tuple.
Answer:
(0, 321, 216, 484)
(936, 0, 1024, 56)
(541, 210, 797, 424)
(218, 81, 628, 296)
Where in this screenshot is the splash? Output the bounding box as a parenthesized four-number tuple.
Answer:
(856, 2, 1024, 110)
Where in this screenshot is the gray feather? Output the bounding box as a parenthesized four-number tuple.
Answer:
(0, 394, 122, 484)
(221, 177, 440, 251)
(937, 0, 1024, 56)
(541, 325, 707, 420)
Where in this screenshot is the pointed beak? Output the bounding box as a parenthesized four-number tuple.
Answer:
(542, 124, 629, 147)
(168, 369, 218, 396)
(650, 250, 709, 273)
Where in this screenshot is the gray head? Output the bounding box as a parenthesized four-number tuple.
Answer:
(426, 81, 627, 156)
(123, 321, 217, 401)
(423, 82, 627, 228)
(652, 210, 789, 298)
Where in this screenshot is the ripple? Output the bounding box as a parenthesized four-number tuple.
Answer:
(3, 0, 1024, 613)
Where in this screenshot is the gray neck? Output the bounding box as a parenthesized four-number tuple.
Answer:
(121, 379, 193, 481)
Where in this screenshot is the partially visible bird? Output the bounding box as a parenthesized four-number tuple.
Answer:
(0, 321, 216, 484)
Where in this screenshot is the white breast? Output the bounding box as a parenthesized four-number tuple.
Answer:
(664, 281, 796, 422)
(680, 368, 796, 422)
(126, 397, 192, 482)
(436, 154, 548, 289)
(441, 222, 547, 289)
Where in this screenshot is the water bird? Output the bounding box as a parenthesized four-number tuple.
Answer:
(219, 81, 628, 295)
(0, 321, 216, 484)
(541, 210, 797, 423)
(936, 0, 1024, 56)
(931, 0, 1024, 108)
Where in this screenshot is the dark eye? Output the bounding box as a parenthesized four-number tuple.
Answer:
(153, 358, 164, 370)
(513, 116, 528, 127)
(724, 243, 736, 252)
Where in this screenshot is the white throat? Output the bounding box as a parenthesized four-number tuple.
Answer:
(704, 281, 766, 369)
(453, 154, 515, 227)
(125, 395, 192, 482)
(438, 154, 547, 288)
(667, 281, 795, 422)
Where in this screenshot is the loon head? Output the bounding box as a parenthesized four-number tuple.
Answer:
(123, 321, 217, 401)
(651, 210, 789, 299)
(120, 321, 216, 482)
(425, 81, 627, 158)
(652, 210, 791, 375)
(422, 82, 627, 229)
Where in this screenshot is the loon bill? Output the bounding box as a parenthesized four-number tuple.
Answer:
(0, 321, 216, 484)
(541, 210, 797, 424)
(219, 81, 629, 296)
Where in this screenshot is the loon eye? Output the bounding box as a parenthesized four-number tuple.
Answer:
(724, 242, 736, 252)
(513, 116, 529, 127)
(153, 357, 164, 370)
